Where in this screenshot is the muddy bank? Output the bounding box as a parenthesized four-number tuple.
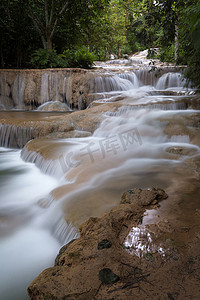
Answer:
(27, 187, 200, 299)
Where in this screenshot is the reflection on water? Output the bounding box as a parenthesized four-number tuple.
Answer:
(124, 226, 165, 257)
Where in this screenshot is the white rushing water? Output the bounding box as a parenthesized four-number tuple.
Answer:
(0, 51, 199, 299)
(0, 148, 79, 300)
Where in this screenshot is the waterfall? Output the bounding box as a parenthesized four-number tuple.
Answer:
(0, 73, 13, 109)
(92, 74, 139, 93)
(21, 146, 64, 178)
(12, 73, 26, 109)
(0, 123, 35, 148)
(118, 72, 140, 88)
(40, 71, 63, 103)
(0, 51, 200, 300)
(156, 72, 187, 90)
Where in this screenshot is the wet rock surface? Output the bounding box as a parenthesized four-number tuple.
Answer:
(37, 101, 71, 111)
(0, 68, 99, 110)
(27, 188, 200, 299)
(0, 102, 119, 148)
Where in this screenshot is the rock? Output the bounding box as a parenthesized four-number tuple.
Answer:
(37, 101, 71, 111)
(120, 187, 168, 207)
(166, 146, 198, 156)
(27, 187, 169, 300)
(55, 239, 76, 266)
(97, 239, 112, 250)
(99, 268, 119, 284)
(44, 130, 92, 139)
(0, 69, 98, 110)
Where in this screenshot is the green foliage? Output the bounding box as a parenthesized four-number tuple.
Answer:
(184, 48, 200, 90)
(0, 0, 41, 68)
(159, 44, 175, 63)
(30, 49, 66, 68)
(180, 1, 200, 89)
(63, 48, 96, 69)
(1, 0, 200, 91)
(30, 47, 96, 69)
(121, 44, 132, 56)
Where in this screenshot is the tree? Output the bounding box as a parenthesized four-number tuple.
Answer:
(0, 0, 40, 68)
(27, 0, 70, 52)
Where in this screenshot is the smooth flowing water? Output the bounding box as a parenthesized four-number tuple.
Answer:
(0, 52, 200, 299)
(0, 148, 78, 300)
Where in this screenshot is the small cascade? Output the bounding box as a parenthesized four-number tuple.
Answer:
(0, 123, 35, 148)
(63, 75, 73, 109)
(156, 72, 187, 90)
(40, 71, 63, 103)
(51, 217, 80, 245)
(104, 59, 130, 65)
(92, 74, 136, 93)
(0, 73, 13, 109)
(21, 146, 64, 178)
(12, 73, 26, 109)
(65, 76, 73, 108)
(134, 68, 157, 86)
(118, 72, 140, 88)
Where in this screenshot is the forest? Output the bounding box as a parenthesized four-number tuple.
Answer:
(1, 0, 200, 88)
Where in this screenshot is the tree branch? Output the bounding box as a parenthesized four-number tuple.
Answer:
(49, 0, 54, 26)
(50, 0, 69, 39)
(44, 0, 49, 27)
(27, 2, 46, 33)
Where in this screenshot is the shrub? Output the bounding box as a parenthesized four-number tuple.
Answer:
(158, 44, 175, 63)
(63, 47, 96, 69)
(30, 47, 96, 69)
(30, 49, 66, 68)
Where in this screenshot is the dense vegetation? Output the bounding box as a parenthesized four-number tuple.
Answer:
(0, 0, 199, 87)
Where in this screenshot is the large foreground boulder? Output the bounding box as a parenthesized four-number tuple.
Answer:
(28, 188, 167, 300)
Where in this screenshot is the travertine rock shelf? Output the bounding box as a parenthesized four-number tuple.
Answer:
(0, 68, 97, 110)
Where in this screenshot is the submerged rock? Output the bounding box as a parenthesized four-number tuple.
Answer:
(37, 101, 71, 111)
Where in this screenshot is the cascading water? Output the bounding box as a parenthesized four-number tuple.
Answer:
(156, 72, 187, 90)
(0, 148, 79, 300)
(12, 73, 26, 109)
(0, 51, 199, 299)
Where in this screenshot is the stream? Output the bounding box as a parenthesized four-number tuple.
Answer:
(0, 51, 200, 299)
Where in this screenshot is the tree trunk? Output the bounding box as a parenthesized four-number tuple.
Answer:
(118, 43, 121, 58)
(46, 35, 53, 52)
(175, 24, 179, 64)
(28, 0, 69, 53)
(0, 41, 4, 68)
